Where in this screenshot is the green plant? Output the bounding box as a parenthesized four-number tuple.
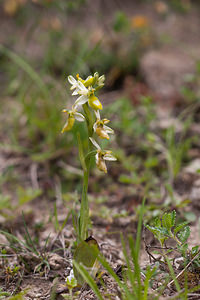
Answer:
(61, 72, 116, 242)
(62, 72, 116, 285)
(146, 210, 200, 292)
(0, 288, 11, 298)
(0, 187, 42, 220)
(5, 290, 27, 300)
(0, 214, 50, 274)
(147, 121, 193, 184)
(146, 211, 190, 250)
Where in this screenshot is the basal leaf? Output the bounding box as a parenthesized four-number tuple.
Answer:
(73, 236, 100, 286)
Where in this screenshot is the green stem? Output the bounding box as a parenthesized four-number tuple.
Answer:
(170, 231, 182, 247)
(69, 288, 73, 300)
(79, 168, 89, 242)
(78, 103, 94, 242)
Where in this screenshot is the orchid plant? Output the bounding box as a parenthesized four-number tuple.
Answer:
(62, 72, 116, 243)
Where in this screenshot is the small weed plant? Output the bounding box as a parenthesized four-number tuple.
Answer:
(145, 210, 200, 296)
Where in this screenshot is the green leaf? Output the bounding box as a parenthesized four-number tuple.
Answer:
(66, 274, 77, 289)
(73, 261, 104, 300)
(97, 252, 132, 298)
(73, 237, 100, 286)
(191, 246, 199, 257)
(17, 187, 42, 206)
(177, 226, 190, 243)
(184, 211, 196, 222)
(0, 194, 11, 210)
(0, 288, 11, 297)
(162, 212, 173, 231)
(119, 174, 133, 184)
(174, 221, 189, 234)
(5, 290, 27, 300)
(171, 210, 176, 227)
(0, 230, 36, 253)
(145, 225, 169, 242)
(113, 11, 129, 32)
(0, 45, 49, 98)
(177, 243, 188, 256)
(154, 217, 161, 227)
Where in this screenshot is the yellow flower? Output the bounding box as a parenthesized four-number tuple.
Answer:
(68, 75, 88, 97)
(93, 111, 113, 139)
(89, 138, 116, 173)
(76, 74, 94, 87)
(76, 72, 105, 89)
(3, 0, 18, 16)
(131, 15, 148, 29)
(68, 74, 104, 111)
(61, 106, 85, 133)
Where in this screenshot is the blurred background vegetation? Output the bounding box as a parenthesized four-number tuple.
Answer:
(1, 0, 200, 224)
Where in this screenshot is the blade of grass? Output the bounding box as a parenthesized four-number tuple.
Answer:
(165, 255, 181, 293)
(136, 198, 145, 257)
(97, 252, 133, 299)
(121, 234, 137, 297)
(22, 212, 39, 255)
(53, 203, 59, 232)
(73, 260, 104, 300)
(143, 266, 157, 300)
(0, 44, 49, 99)
(60, 209, 72, 232)
(129, 236, 142, 298)
(0, 230, 35, 253)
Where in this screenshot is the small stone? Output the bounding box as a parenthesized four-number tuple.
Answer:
(48, 253, 67, 270)
(141, 48, 195, 101)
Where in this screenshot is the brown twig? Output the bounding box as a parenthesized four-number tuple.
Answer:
(167, 250, 200, 289)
